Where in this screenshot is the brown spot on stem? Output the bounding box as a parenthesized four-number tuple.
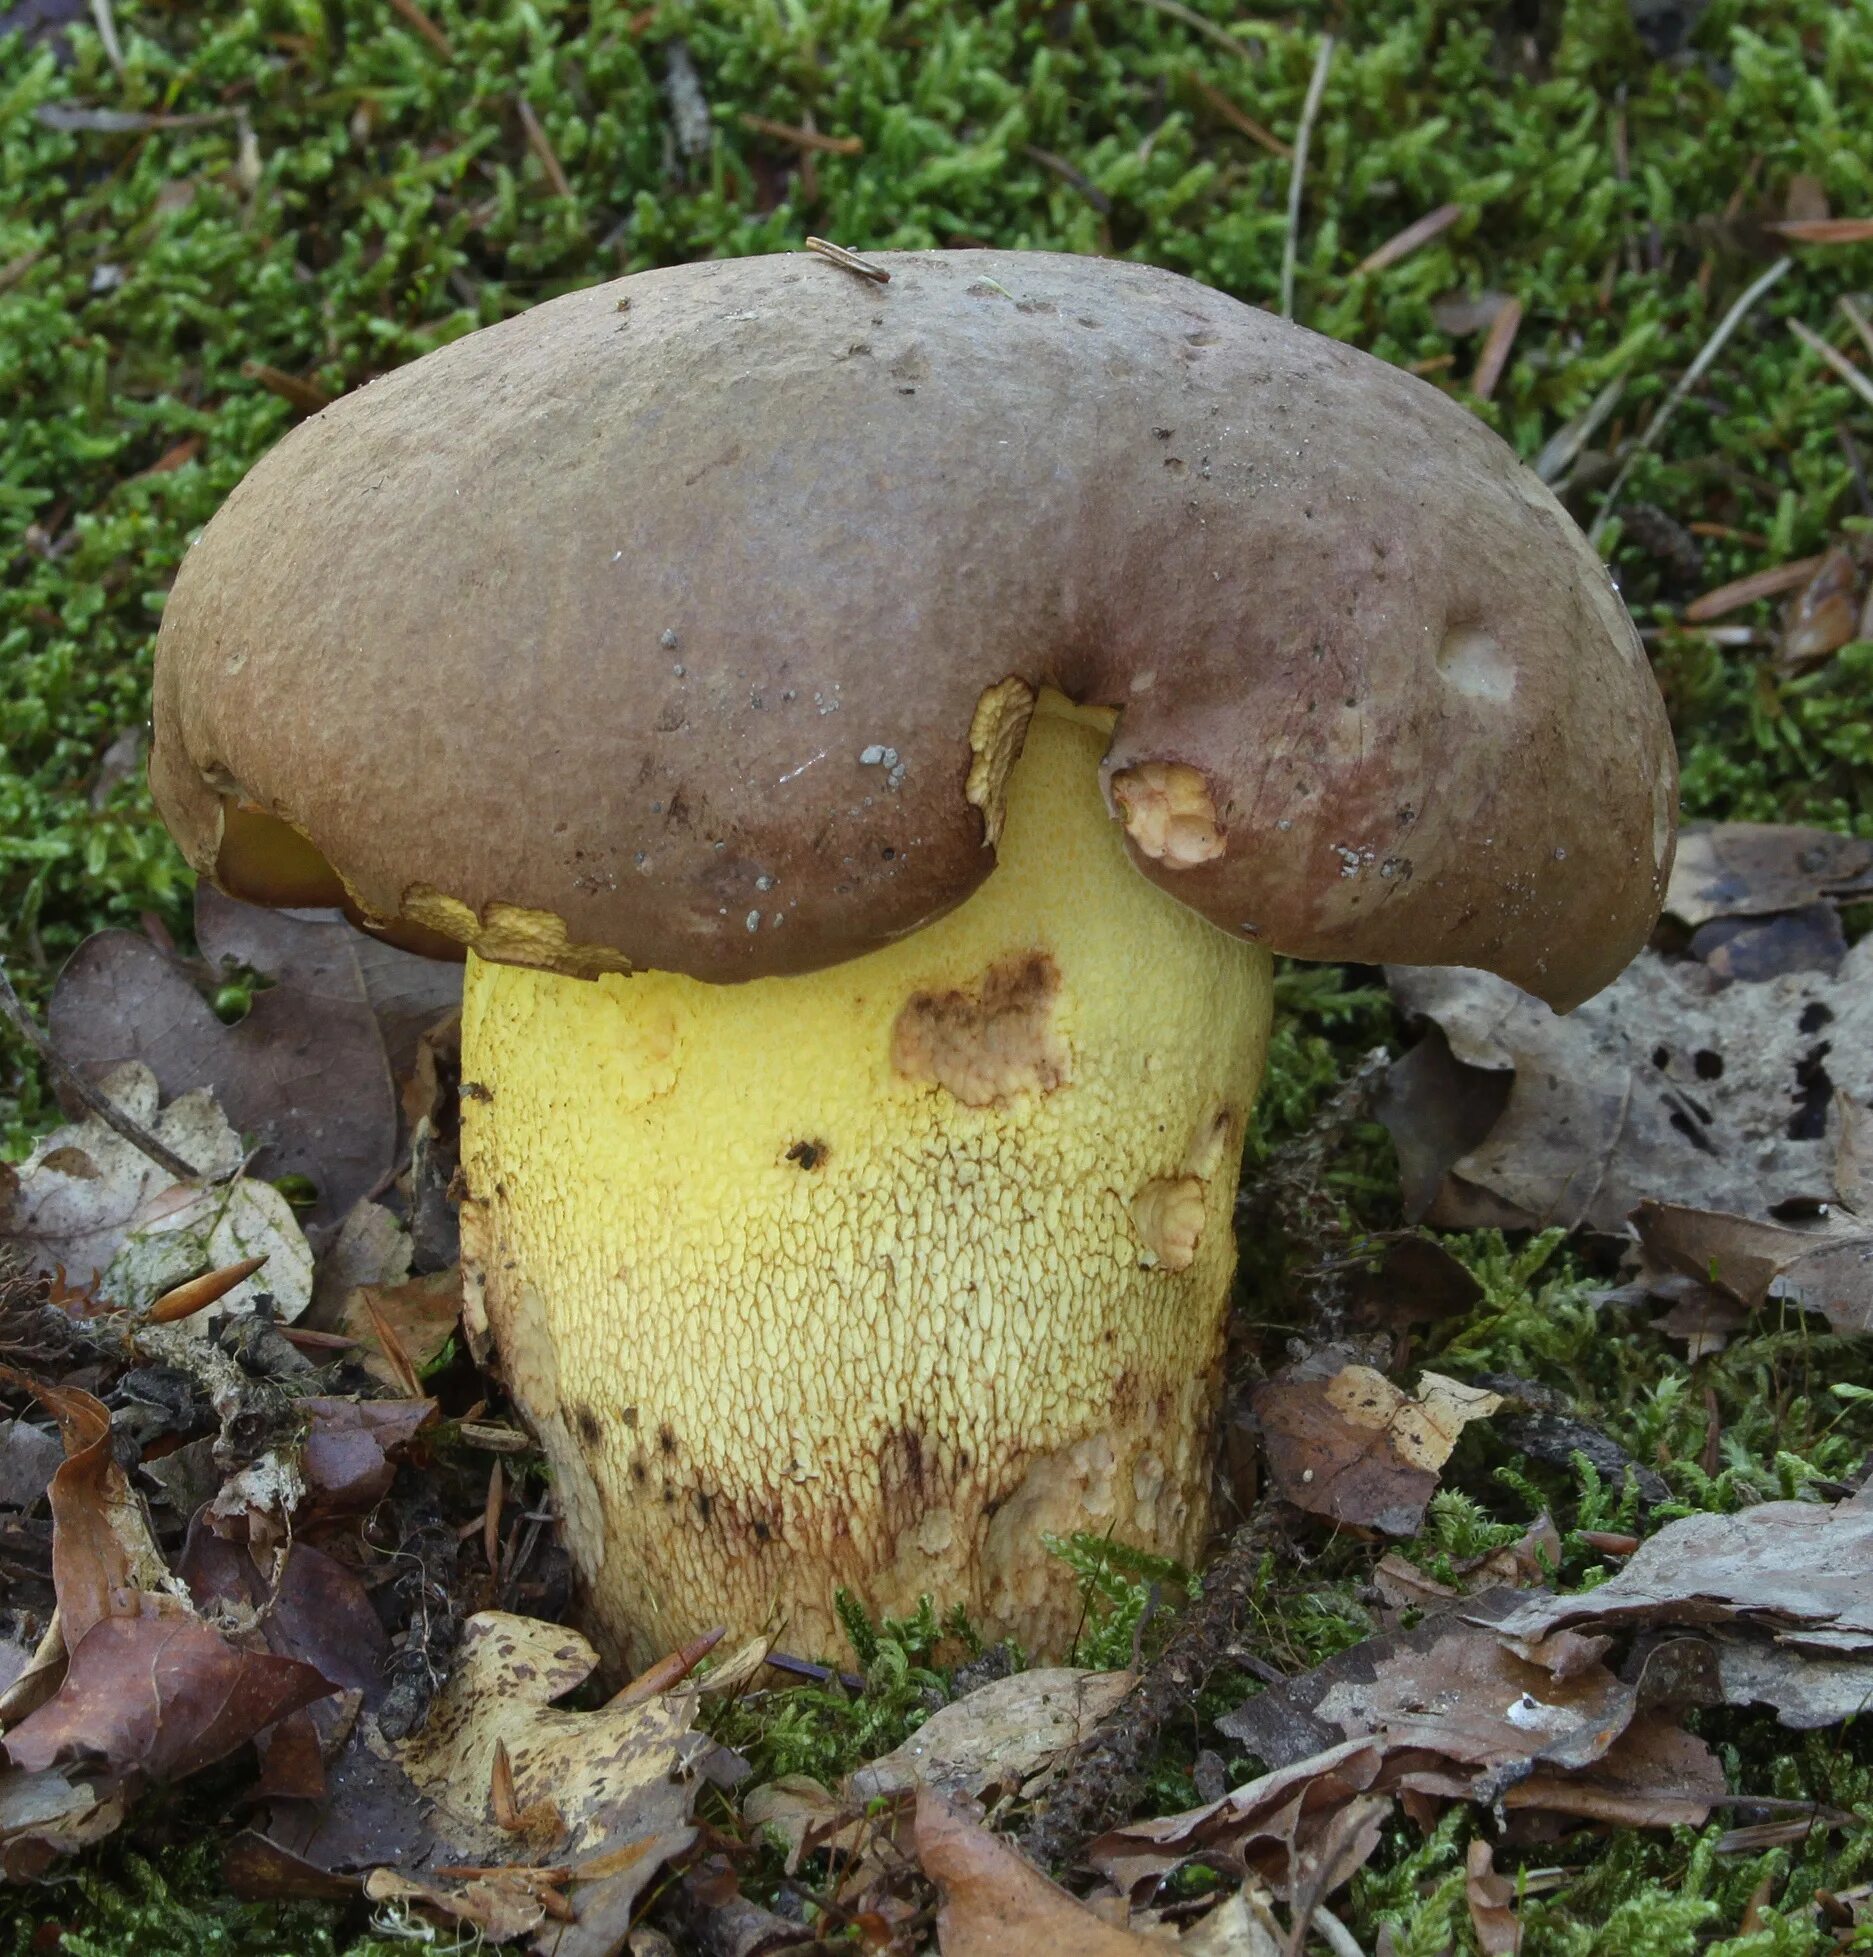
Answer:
(891, 952, 1070, 1108)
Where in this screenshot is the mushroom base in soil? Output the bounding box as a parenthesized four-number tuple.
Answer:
(459, 692, 1272, 1668)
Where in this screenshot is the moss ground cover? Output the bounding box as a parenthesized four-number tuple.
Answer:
(5, 0, 1873, 1949)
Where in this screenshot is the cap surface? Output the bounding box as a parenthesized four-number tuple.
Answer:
(150, 249, 1675, 1008)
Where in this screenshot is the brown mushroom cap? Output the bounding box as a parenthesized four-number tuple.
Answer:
(150, 249, 1675, 1010)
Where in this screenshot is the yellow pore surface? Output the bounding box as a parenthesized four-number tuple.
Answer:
(458, 694, 1273, 1667)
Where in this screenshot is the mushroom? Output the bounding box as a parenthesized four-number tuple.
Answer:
(149, 251, 1675, 1668)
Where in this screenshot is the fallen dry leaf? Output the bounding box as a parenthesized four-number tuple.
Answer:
(1373, 1513, 1561, 1611)
(1, 1062, 313, 1322)
(0, 1417, 63, 1512)
(1251, 1357, 1500, 1535)
(4, 1613, 333, 1784)
(915, 1789, 1169, 1955)
(1087, 1737, 1389, 1902)
(1632, 1196, 1873, 1338)
(339, 1268, 461, 1391)
(850, 1667, 1133, 1803)
(1219, 1595, 1709, 1804)
(50, 888, 460, 1236)
(308, 1198, 412, 1320)
(1501, 1716, 1725, 1829)
(1380, 940, 1873, 1234)
(297, 1396, 435, 1514)
(1778, 546, 1862, 673)
(232, 1611, 716, 1957)
(1466, 1839, 1522, 1957)
(745, 1773, 874, 1877)
(1710, 1632, 1873, 1730)
(1495, 1485, 1873, 1657)
(0, 1765, 123, 1881)
(0, 1375, 335, 1862)
(1666, 824, 1873, 928)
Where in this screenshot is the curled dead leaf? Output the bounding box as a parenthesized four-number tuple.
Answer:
(850, 1667, 1133, 1803)
(1251, 1357, 1499, 1535)
(1381, 940, 1873, 1234)
(50, 888, 460, 1236)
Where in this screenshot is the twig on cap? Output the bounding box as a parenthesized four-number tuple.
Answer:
(1279, 33, 1335, 322)
(0, 960, 203, 1184)
(804, 235, 890, 284)
(1589, 254, 1792, 545)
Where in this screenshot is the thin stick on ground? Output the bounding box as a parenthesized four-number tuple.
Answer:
(1279, 34, 1335, 322)
(1139, 0, 1263, 62)
(1789, 317, 1873, 416)
(1589, 255, 1792, 545)
(0, 960, 203, 1183)
(1017, 1503, 1288, 1873)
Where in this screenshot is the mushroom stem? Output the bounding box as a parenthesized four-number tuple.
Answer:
(457, 695, 1272, 1667)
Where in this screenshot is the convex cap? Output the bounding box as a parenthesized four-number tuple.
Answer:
(151, 250, 1675, 1010)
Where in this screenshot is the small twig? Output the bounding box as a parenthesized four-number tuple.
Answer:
(483, 1457, 504, 1573)
(1307, 1903, 1369, 1957)
(1637, 624, 1768, 647)
(1531, 372, 1627, 484)
(241, 360, 334, 415)
(88, 0, 124, 75)
(1683, 553, 1826, 623)
(1019, 1502, 1288, 1872)
(1279, 34, 1335, 322)
(1023, 144, 1111, 215)
(365, 1295, 424, 1399)
(0, 961, 202, 1183)
(739, 113, 861, 157)
(1840, 295, 1873, 367)
(1766, 218, 1873, 246)
(1470, 294, 1523, 400)
(1185, 74, 1290, 159)
(1837, 422, 1873, 519)
(1789, 317, 1873, 416)
(0, 249, 44, 294)
(1353, 201, 1462, 277)
(387, 0, 452, 59)
(761, 1649, 868, 1692)
(1589, 255, 1792, 545)
(1139, 0, 1262, 62)
(804, 235, 890, 284)
(516, 98, 573, 200)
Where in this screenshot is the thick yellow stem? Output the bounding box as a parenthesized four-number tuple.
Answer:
(458, 695, 1272, 1668)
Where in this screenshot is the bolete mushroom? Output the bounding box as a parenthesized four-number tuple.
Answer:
(149, 251, 1675, 1668)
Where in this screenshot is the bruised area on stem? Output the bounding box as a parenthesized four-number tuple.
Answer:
(456, 694, 1273, 1668)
